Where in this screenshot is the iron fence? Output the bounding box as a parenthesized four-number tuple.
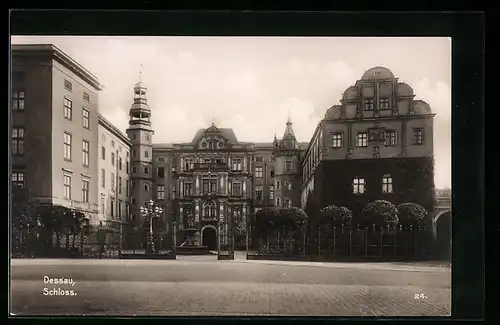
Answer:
(218, 220, 234, 260)
(246, 224, 433, 261)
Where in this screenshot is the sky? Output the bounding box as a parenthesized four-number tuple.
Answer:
(11, 36, 451, 189)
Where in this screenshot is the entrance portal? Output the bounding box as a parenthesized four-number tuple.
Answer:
(202, 226, 217, 250)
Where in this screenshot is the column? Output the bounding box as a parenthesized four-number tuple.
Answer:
(195, 174, 200, 195)
(401, 121, 407, 156)
(180, 179, 184, 198)
(243, 156, 247, 173)
(179, 206, 184, 229)
(374, 82, 380, 117)
(195, 200, 200, 222)
(225, 174, 228, 195)
(228, 157, 232, 170)
(219, 174, 224, 195)
(219, 201, 224, 221)
(242, 179, 247, 197)
(242, 202, 247, 225)
(180, 157, 184, 172)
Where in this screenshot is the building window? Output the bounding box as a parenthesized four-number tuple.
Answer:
(157, 157, 166, 162)
(118, 177, 122, 194)
(111, 152, 115, 166)
(255, 207, 262, 214)
(64, 132, 72, 161)
(203, 201, 217, 218)
(131, 198, 136, 206)
(276, 197, 281, 207)
(356, 132, 368, 147)
(380, 98, 390, 110)
(332, 133, 343, 148)
(270, 170, 275, 177)
(101, 146, 105, 160)
(157, 167, 165, 178)
(210, 179, 217, 193)
(232, 183, 241, 196)
(82, 108, 90, 129)
(82, 179, 89, 202)
(255, 156, 263, 162)
(144, 150, 149, 158)
(353, 177, 365, 194)
(12, 171, 24, 188)
(64, 175, 71, 200)
(284, 199, 291, 208)
(364, 99, 374, 111)
(111, 173, 115, 192)
(286, 182, 292, 191)
(118, 200, 122, 219)
(144, 167, 149, 174)
(101, 169, 105, 188)
(82, 140, 89, 167)
(83, 92, 90, 103)
(255, 167, 263, 178)
(144, 184, 149, 192)
(101, 197, 105, 214)
(232, 158, 242, 171)
(185, 159, 194, 171)
(131, 134, 137, 140)
(12, 90, 25, 111)
(64, 97, 72, 120)
(382, 174, 393, 193)
(144, 133, 150, 141)
(255, 185, 263, 201)
(132, 166, 137, 174)
(131, 150, 136, 158)
(203, 179, 209, 193)
(269, 185, 274, 200)
(157, 185, 165, 200)
(12, 127, 25, 156)
(126, 180, 129, 196)
(413, 128, 425, 145)
(276, 181, 281, 189)
(126, 161, 130, 174)
(184, 183, 193, 196)
(126, 203, 130, 220)
(64, 79, 72, 91)
(285, 161, 293, 171)
(110, 198, 115, 217)
(111, 140, 115, 148)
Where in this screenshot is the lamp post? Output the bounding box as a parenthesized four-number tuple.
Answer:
(140, 200, 163, 254)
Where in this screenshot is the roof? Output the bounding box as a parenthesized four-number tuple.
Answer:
(190, 127, 239, 145)
(11, 44, 103, 91)
(361, 66, 395, 81)
(98, 114, 132, 147)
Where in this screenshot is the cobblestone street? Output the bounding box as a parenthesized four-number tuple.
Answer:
(10, 256, 451, 316)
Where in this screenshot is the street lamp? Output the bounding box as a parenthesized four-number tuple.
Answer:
(140, 200, 163, 254)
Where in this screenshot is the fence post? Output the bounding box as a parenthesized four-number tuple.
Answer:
(365, 227, 368, 257)
(380, 227, 384, 257)
(302, 228, 306, 257)
(119, 224, 123, 258)
(333, 226, 336, 260)
(317, 227, 321, 257)
(349, 227, 352, 258)
(246, 224, 249, 255)
(80, 227, 84, 258)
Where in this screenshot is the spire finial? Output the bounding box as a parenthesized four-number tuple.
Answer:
(287, 108, 292, 125)
(212, 115, 215, 126)
(139, 64, 143, 82)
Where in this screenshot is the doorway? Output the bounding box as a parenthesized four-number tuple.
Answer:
(202, 226, 217, 250)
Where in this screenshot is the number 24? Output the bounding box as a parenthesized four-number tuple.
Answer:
(415, 293, 426, 299)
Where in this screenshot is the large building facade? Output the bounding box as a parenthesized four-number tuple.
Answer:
(300, 67, 436, 217)
(11, 44, 103, 223)
(11, 44, 437, 240)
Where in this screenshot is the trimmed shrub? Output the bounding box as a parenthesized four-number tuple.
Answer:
(361, 200, 399, 228)
(397, 202, 428, 228)
(319, 205, 353, 227)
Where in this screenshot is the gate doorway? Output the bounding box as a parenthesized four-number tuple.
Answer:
(201, 226, 217, 250)
(436, 211, 452, 261)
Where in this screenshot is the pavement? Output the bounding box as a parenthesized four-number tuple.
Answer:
(10, 254, 451, 317)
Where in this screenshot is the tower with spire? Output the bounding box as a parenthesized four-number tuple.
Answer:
(272, 116, 302, 209)
(126, 71, 154, 226)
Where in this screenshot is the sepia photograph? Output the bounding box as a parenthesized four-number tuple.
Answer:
(10, 35, 452, 317)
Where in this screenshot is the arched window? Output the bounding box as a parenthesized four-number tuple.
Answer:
(203, 201, 217, 218)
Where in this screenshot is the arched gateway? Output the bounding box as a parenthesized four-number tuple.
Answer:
(201, 225, 217, 250)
